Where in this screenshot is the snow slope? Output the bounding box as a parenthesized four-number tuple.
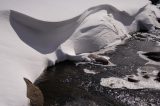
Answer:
(0, 0, 160, 106)
(0, 10, 47, 106)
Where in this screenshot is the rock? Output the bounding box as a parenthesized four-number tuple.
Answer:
(155, 77, 160, 82)
(157, 72, 160, 77)
(94, 57, 109, 65)
(24, 78, 44, 106)
(88, 54, 109, 65)
(141, 71, 147, 74)
(149, 0, 159, 4)
(155, 72, 160, 82)
(143, 52, 160, 62)
(134, 34, 147, 40)
(143, 75, 150, 79)
(88, 54, 99, 59)
(127, 78, 139, 83)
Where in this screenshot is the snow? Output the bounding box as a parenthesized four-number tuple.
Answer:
(0, 0, 160, 106)
(0, 10, 47, 106)
(83, 69, 97, 75)
(100, 66, 160, 89)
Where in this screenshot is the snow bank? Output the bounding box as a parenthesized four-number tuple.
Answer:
(0, 0, 160, 106)
(0, 10, 47, 106)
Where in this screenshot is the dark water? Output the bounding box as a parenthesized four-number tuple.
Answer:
(35, 31, 160, 106)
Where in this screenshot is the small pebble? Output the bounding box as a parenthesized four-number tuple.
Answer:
(155, 77, 160, 82)
(157, 72, 160, 77)
(110, 83, 114, 86)
(143, 75, 150, 79)
(95, 57, 109, 65)
(141, 71, 147, 74)
(128, 78, 139, 83)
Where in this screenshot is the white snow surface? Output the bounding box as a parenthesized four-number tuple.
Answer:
(100, 66, 160, 89)
(83, 69, 97, 75)
(0, 0, 160, 106)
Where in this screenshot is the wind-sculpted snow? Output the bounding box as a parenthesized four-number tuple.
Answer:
(10, 4, 160, 62)
(0, 0, 160, 106)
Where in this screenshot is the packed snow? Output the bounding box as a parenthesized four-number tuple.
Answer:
(0, 0, 160, 106)
(100, 66, 160, 89)
(83, 69, 97, 75)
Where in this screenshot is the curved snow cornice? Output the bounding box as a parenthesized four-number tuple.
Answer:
(0, 0, 160, 106)
(0, 0, 151, 21)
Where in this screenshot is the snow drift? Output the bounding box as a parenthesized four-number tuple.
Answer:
(0, 0, 160, 105)
(10, 3, 160, 62)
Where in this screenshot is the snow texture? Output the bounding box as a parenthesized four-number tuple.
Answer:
(0, 0, 160, 105)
